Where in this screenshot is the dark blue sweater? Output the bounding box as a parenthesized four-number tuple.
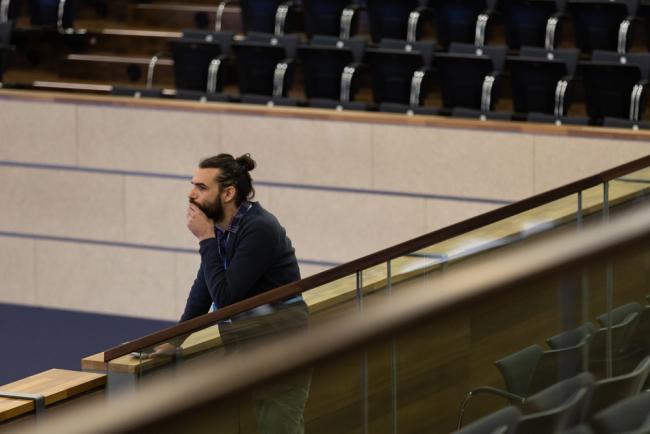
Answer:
(180, 202, 301, 322)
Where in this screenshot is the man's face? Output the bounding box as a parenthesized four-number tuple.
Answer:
(188, 168, 224, 222)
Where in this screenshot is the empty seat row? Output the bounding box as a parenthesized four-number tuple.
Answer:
(144, 31, 650, 126)
(456, 298, 650, 433)
(5, 0, 650, 53)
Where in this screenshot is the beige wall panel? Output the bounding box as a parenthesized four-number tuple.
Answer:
(533, 135, 650, 193)
(219, 114, 374, 188)
(77, 106, 221, 174)
(425, 200, 501, 233)
(174, 253, 201, 320)
(371, 125, 535, 200)
(299, 263, 331, 279)
(124, 177, 195, 248)
(0, 237, 37, 305)
(269, 189, 427, 263)
(0, 167, 125, 241)
(0, 100, 77, 164)
(35, 241, 177, 320)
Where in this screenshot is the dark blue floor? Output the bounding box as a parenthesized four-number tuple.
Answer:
(0, 303, 174, 385)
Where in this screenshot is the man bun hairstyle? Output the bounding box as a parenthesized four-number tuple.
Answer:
(199, 153, 256, 205)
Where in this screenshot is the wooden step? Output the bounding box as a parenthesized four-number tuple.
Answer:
(0, 369, 106, 423)
(60, 53, 175, 87)
(127, 3, 242, 33)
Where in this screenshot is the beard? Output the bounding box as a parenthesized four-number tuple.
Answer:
(190, 195, 224, 222)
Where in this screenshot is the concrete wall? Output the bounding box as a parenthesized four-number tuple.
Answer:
(1, 95, 648, 320)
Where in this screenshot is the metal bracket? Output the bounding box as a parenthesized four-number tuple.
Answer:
(474, 13, 489, 48)
(406, 10, 421, 43)
(480, 74, 496, 113)
(545, 15, 559, 51)
(554, 79, 568, 118)
(409, 70, 425, 107)
(215, 1, 227, 32)
(272, 61, 289, 97)
(206, 57, 222, 94)
(340, 65, 357, 102)
(629, 82, 644, 122)
(274, 3, 290, 36)
(146, 53, 162, 89)
(618, 18, 632, 55)
(57, 0, 74, 34)
(0, 391, 46, 417)
(0, 0, 10, 23)
(339, 7, 355, 40)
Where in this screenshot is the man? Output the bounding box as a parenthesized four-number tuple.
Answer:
(181, 153, 311, 434)
(182, 153, 301, 315)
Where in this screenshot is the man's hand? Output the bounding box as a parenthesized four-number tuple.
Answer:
(187, 203, 215, 241)
(150, 342, 178, 358)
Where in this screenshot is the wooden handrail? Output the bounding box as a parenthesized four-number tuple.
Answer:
(102, 154, 650, 361)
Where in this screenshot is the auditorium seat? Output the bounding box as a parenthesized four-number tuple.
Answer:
(508, 46, 579, 118)
(365, 0, 432, 42)
(500, 0, 565, 49)
(435, 43, 507, 118)
(29, 0, 76, 32)
(431, 0, 497, 48)
(568, 0, 639, 53)
(297, 35, 366, 108)
(232, 32, 300, 103)
(591, 391, 650, 434)
(597, 302, 650, 372)
(455, 406, 520, 434)
(301, 0, 363, 39)
(308, 98, 370, 111)
(168, 31, 234, 94)
(586, 356, 650, 420)
(239, 0, 302, 35)
(0, 21, 13, 82)
(579, 51, 650, 125)
(518, 372, 594, 433)
(547, 315, 641, 377)
(457, 342, 588, 427)
(364, 38, 435, 113)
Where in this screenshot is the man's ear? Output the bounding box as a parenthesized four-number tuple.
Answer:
(223, 186, 237, 204)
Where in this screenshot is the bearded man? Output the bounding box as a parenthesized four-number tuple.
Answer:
(181, 153, 311, 434)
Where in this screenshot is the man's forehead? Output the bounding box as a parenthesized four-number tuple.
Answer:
(192, 167, 220, 184)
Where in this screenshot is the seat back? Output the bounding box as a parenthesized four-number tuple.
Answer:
(169, 38, 228, 92)
(568, 0, 634, 53)
(588, 356, 650, 418)
(580, 59, 642, 121)
(456, 406, 521, 434)
(437, 44, 506, 110)
(508, 56, 568, 114)
(529, 341, 588, 396)
(434, 0, 488, 48)
(588, 312, 640, 366)
(500, 0, 559, 49)
(518, 387, 589, 434)
(240, 0, 300, 34)
(297, 44, 357, 100)
(547, 323, 596, 350)
(28, 0, 75, 27)
(495, 344, 544, 398)
(0, 20, 12, 81)
(232, 34, 299, 96)
(365, 41, 434, 105)
(366, 0, 421, 42)
(302, 0, 357, 37)
(591, 391, 650, 433)
(525, 372, 595, 428)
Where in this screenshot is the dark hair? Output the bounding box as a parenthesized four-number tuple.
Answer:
(199, 153, 256, 205)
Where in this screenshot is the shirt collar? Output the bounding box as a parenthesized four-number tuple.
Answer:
(216, 201, 253, 236)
